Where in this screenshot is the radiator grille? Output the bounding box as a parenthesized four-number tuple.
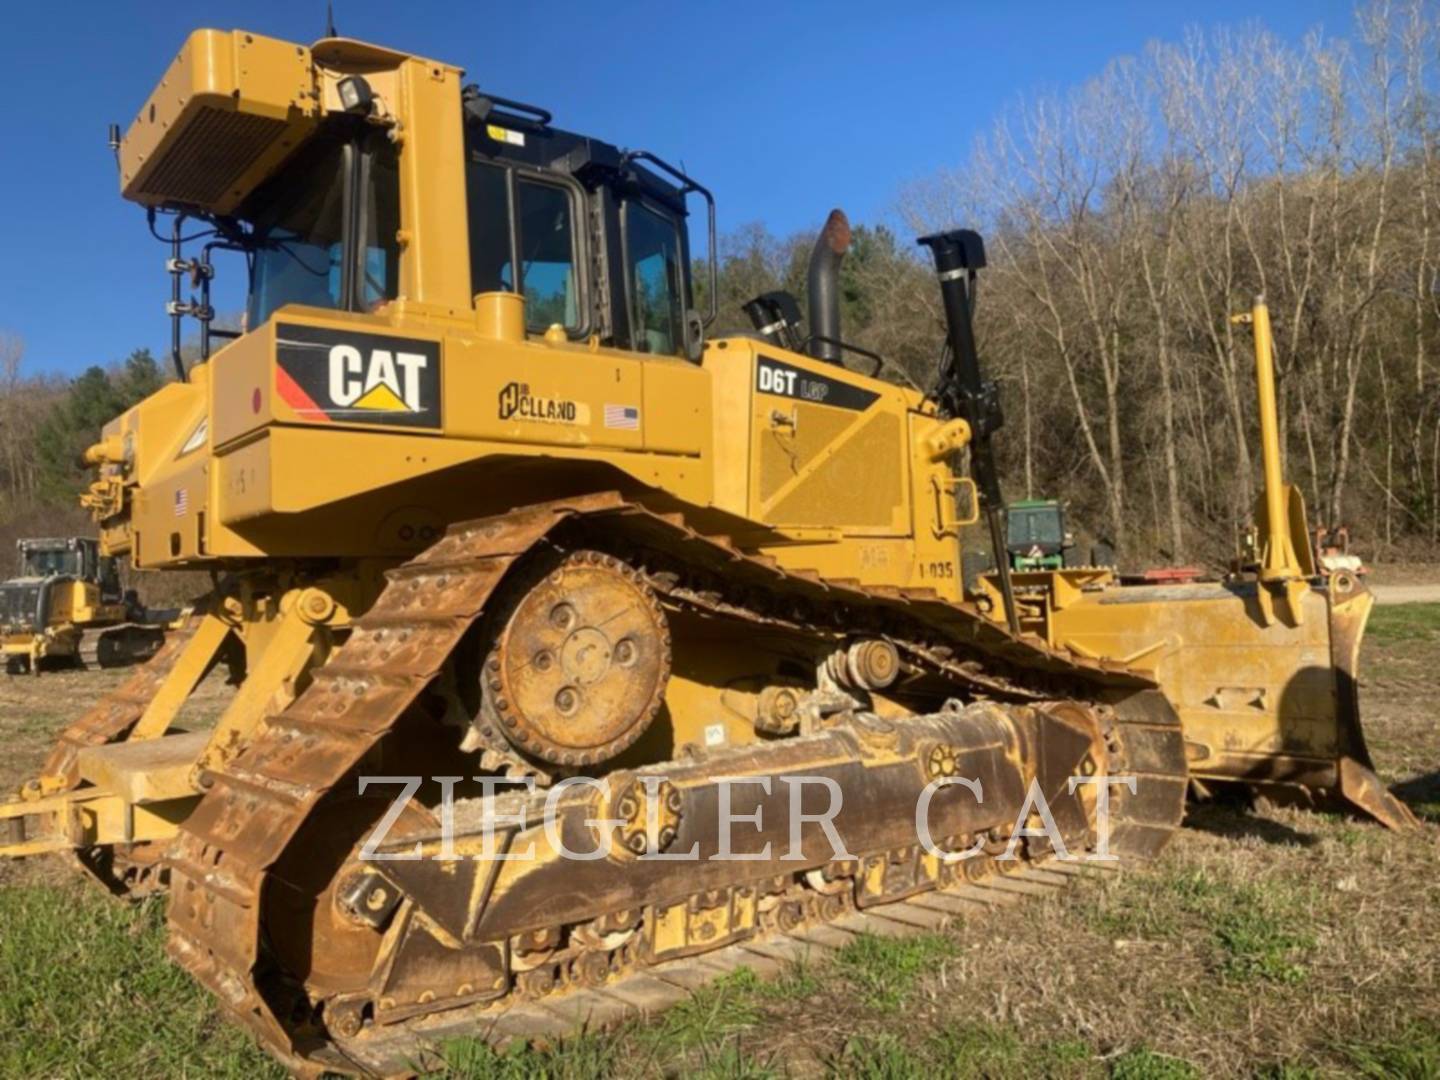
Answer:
(136, 106, 287, 207)
(0, 582, 42, 631)
(769, 412, 904, 528)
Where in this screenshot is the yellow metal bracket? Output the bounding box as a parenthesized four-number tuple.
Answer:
(923, 418, 972, 461)
(0, 780, 199, 857)
(129, 611, 234, 741)
(192, 581, 348, 780)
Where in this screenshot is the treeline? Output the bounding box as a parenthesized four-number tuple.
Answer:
(922, 1, 1440, 563)
(710, 2, 1440, 564)
(0, 341, 163, 562)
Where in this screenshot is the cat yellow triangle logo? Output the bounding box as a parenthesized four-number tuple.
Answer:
(353, 382, 411, 411)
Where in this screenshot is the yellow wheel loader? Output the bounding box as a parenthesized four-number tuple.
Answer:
(0, 28, 1413, 1075)
(0, 537, 170, 674)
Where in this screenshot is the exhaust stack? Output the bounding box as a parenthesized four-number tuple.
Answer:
(807, 209, 851, 364)
(918, 229, 1019, 635)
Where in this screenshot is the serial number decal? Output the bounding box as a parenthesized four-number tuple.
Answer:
(917, 560, 956, 580)
(858, 545, 891, 570)
(498, 381, 590, 425)
(755, 355, 880, 412)
(275, 323, 441, 429)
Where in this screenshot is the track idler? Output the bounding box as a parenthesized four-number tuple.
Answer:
(305, 699, 1117, 1037)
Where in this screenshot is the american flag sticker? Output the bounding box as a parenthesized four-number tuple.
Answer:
(174, 488, 188, 517)
(604, 404, 640, 430)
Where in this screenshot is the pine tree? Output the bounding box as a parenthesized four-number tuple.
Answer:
(34, 350, 165, 504)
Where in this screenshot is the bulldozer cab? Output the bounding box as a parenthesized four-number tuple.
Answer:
(16, 538, 116, 593)
(162, 66, 707, 374)
(460, 94, 703, 359)
(17, 540, 82, 579)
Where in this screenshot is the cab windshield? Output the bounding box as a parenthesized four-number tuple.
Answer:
(1008, 508, 1063, 549)
(22, 548, 79, 578)
(245, 131, 400, 328)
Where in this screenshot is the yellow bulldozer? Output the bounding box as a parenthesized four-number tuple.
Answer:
(0, 28, 1415, 1076)
(0, 536, 169, 674)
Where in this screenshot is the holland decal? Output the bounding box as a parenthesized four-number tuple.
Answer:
(275, 324, 441, 429)
(497, 381, 589, 425)
(755, 355, 880, 412)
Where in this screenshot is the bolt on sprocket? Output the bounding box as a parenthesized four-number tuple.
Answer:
(480, 549, 671, 769)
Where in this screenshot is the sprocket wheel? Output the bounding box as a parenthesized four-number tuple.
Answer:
(483, 550, 670, 768)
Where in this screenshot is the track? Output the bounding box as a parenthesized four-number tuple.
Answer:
(163, 493, 1186, 1076)
(333, 853, 1116, 1076)
(76, 622, 168, 670)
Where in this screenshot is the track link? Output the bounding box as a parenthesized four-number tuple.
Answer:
(164, 494, 1186, 1074)
(334, 855, 1119, 1076)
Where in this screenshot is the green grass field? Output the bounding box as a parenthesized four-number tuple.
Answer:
(1, 604, 1437, 1078)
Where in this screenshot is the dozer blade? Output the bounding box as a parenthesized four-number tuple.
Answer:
(1327, 581, 1419, 829)
(1038, 567, 1416, 830)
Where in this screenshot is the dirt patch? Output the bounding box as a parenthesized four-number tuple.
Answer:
(1363, 561, 1440, 586)
(1371, 583, 1440, 605)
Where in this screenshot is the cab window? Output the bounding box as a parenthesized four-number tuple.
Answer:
(464, 161, 580, 332)
(358, 142, 401, 310)
(516, 180, 578, 331)
(246, 138, 349, 324)
(626, 201, 684, 355)
(246, 130, 400, 326)
(466, 161, 514, 294)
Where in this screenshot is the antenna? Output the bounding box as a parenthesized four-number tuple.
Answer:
(325, 1, 338, 37)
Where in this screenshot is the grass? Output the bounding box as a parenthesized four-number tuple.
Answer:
(0, 883, 280, 1078)
(435, 1034, 620, 1079)
(832, 1026, 1159, 1079)
(1108, 1049, 1199, 1080)
(1336, 1024, 1440, 1079)
(831, 931, 957, 1009)
(1088, 868, 1315, 985)
(1365, 601, 1440, 643)
(639, 969, 767, 1054)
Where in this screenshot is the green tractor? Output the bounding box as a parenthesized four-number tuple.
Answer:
(1005, 499, 1079, 571)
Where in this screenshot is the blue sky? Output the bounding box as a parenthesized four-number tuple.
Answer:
(2, 0, 1357, 375)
